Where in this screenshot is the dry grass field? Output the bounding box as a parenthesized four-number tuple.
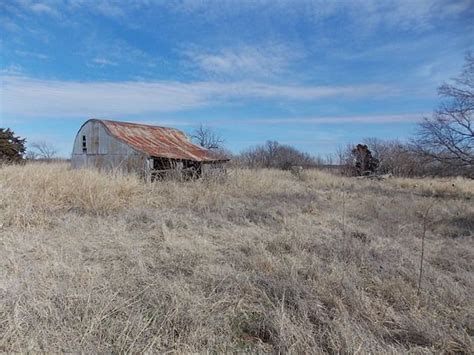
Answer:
(1, 163, 473, 353)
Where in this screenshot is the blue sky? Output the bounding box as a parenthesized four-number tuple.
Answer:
(1, 0, 473, 158)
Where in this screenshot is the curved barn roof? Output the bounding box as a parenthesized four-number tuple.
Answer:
(87, 119, 227, 162)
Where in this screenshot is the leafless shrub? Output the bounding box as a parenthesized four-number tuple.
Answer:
(337, 138, 452, 177)
(202, 164, 228, 184)
(362, 138, 430, 177)
(335, 144, 355, 176)
(30, 141, 58, 161)
(239, 141, 316, 170)
(289, 165, 306, 181)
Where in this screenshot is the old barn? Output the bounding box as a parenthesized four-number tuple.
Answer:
(71, 119, 228, 179)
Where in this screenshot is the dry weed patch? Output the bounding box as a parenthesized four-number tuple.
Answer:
(1, 163, 473, 352)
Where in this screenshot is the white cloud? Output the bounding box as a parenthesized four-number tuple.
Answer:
(9, 0, 469, 39)
(225, 82, 393, 100)
(0, 17, 21, 33)
(28, 2, 60, 17)
(1, 75, 397, 118)
(80, 37, 159, 69)
(93, 2, 126, 18)
(167, 114, 425, 126)
(16, 50, 49, 60)
(236, 114, 424, 124)
(140, 113, 424, 132)
(168, 0, 472, 33)
(185, 43, 302, 78)
(0, 64, 24, 75)
(415, 53, 467, 86)
(381, 0, 472, 31)
(91, 57, 118, 66)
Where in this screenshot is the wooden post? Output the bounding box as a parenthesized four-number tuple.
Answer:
(145, 158, 152, 183)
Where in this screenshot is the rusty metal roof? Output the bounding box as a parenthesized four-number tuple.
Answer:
(95, 119, 227, 162)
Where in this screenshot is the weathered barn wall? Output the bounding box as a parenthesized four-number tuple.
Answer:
(72, 119, 229, 180)
(71, 120, 147, 174)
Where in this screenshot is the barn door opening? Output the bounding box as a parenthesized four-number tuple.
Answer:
(149, 158, 201, 180)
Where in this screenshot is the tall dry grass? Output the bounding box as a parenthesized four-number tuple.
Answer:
(1, 163, 473, 352)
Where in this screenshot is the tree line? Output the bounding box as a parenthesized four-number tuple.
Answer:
(193, 53, 474, 177)
(2, 54, 472, 177)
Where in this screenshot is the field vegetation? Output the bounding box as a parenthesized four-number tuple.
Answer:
(1, 163, 473, 353)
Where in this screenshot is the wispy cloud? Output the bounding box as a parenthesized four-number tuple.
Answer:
(6, 0, 60, 18)
(234, 114, 425, 124)
(243, 138, 340, 144)
(131, 112, 429, 129)
(0, 64, 24, 75)
(1, 76, 397, 118)
(375, 0, 472, 32)
(414, 52, 468, 86)
(28, 2, 60, 17)
(8, 0, 469, 39)
(148, 114, 425, 127)
(169, 0, 472, 33)
(91, 57, 118, 66)
(91, 2, 126, 19)
(80, 37, 158, 69)
(15, 50, 49, 60)
(0, 16, 21, 33)
(184, 42, 302, 78)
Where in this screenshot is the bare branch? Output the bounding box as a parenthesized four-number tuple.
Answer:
(412, 53, 474, 174)
(190, 125, 224, 150)
(239, 140, 316, 169)
(30, 141, 57, 161)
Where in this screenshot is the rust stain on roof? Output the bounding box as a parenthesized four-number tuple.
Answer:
(97, 119, 226, 162)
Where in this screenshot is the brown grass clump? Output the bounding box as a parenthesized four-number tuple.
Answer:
(1, 163, 473, 353)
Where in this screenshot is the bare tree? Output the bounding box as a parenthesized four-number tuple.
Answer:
(30, 141, 57, 161)
(363, 137, 403, 174)
(412, 53, 474, 174)
(325, 153, 334, 165)
(239, 141, 316, 169)
(25, 151, 38, 160)
(191, 125, 224, 150)
(363, 138, 427, 176)
(335, 144, 356, 176)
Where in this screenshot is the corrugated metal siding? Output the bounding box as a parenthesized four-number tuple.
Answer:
(71, 120, 146, 173)
(91, 122, 99, 154)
